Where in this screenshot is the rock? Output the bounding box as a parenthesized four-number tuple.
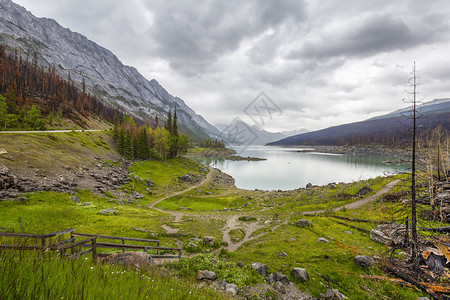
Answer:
(145, 179, 155, 187)
(98, 209, 117, 215)
(178, 174, 192, 181)
(370, 223, 406, 246)
(186, 242, 199, 249)
(190, 238, 202, 242)
(70, 196, 80, 203)
(0, 149, 7, 155)
(317, 237, 329, 243)
(343, 230, 353, 234)
(237, 261, 245, 268)
(81, 202, 91, 206)
(325, 288, 348, 300)
(145, 188, 153, 195)
(0, 164, 9, 175)
(99, 251, 156, 270)
(306, 183, 313, 189)
(133, 175, 140, 181)
(203, 236, 215, 246)
(197, 270, 217, 281)
(296, 219, 313, 227)
(291, 267, 308, 282)
(354, 255, 374, 269)
(225, 283, 239, 295)
(417, 297, 430, 300)
(329, 183, 337, 189)
(277, 252, 288, 257)
(357, 186, 373, 196)
(251, 262, 268, 276)
(274, 272, 290, 284)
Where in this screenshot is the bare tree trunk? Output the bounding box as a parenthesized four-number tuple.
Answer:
(410, 62, 418, 262)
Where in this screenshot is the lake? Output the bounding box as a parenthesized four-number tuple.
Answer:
(196, 146, 408, 190)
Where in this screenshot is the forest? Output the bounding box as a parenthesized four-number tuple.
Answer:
(0, 45, 124, 130)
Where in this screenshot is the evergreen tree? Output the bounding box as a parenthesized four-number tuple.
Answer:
(165, 110, 172, 134)
(123, 129, 134, 160)
(117, 126, 125, 154)
(5, 85, 17, 114)
(112, 122, 119, 142)
(0, 95, 7, 130)
(137, 127, 150, 159)
(155, 115, 159, 127)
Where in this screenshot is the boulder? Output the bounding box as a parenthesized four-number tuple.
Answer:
(98, 209, 117, 215)
(178, 174, 192, 181)
(296, 219, 313, 227)
(317, 237, 330, 243)
(357, 186, 373, 196)
(324, 288, 348, 300)
(251, 262, 268, 276)
(145, 179, 155, 187)
(306, 183, 313, 189)
(197, 270, 217, 281)
(370, 223, 406, 246)
(81, 202, 91, 206)
(70, 196, 80, 203)
(273, 272, 290, 284)
(237, 261, 245, 268)
(225, 283, 239, 295)
(277, 252, 288, 257)
(0, 165, 9, 175)
(186, 242, 199, 250)
(354, 255, 374, 269)
(99, 251, 156, 270)
(291, 267, 308, 282)
(203, 236, 215, 246)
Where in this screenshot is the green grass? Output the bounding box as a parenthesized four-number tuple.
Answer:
(156, 195, 233, 212)
(0, 250, 228, 300)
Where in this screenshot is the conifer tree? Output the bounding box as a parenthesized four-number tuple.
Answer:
(166, 110, 172, 134)
(123, 129, 134, 160)
(117, 126, 125, 154)
(137, 127, 150, 159)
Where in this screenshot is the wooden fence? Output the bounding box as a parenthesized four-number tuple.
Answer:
(0, 228, 181, 260)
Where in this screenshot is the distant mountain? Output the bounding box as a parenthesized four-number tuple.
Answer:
(215, 119, 308, 145)
(267, 98, 450, 146)
(0, 0, 221, 140)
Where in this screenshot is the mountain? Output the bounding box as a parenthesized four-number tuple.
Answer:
(0, 0, 221, 140)
(267, 98, 450, 146)
(215, 119, 308, 145)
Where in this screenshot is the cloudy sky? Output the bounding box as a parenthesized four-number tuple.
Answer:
(13, 0, 450, 132)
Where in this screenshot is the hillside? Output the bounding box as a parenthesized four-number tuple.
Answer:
(268, 98, 450, 146)
(0, 0, 220, 140)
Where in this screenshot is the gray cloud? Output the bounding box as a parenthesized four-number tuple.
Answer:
(11, 0, 450, 132)
(288, 13, 449, 61)
(144, 0, 307, 75)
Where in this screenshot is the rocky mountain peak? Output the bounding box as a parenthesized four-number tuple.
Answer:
(0, 0, 220, 140)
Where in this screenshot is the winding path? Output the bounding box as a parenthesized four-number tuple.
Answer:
(149, 176, 401, 251)
(148, 169, 214, 223)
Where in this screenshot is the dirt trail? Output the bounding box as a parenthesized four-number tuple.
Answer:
(150, 175, 401, 251)
(303, 179, 401, 215)
(149, 170, 214, 209)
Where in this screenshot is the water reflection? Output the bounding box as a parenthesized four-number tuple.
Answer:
(195, 146, 408, 190)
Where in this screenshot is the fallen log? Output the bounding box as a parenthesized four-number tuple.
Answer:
(331, 220, 370, 233)
(420, 226, 450, 233)
(384, 264, 445, 300)
(326, 215, 387, 224)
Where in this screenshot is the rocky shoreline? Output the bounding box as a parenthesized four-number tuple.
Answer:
(0, 160, 132, 201)
(292, 145, 410, 158)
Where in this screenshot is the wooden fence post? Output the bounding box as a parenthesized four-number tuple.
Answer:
(122, 238, 125, 253)
(92, 238, 97, 261)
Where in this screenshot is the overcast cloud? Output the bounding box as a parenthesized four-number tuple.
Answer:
(12, 0, 450, 132)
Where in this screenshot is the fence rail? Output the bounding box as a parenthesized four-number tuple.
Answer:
(0, 229, 181, 260)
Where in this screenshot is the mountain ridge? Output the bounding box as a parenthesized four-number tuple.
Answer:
(0, 0, 221, 140)
(267, 98, 450, 146)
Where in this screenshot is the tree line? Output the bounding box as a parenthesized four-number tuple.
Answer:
(112, 110, 189, 160)
(0, 46, 124, 129)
